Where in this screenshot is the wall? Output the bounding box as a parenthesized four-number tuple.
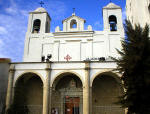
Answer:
(0, 58, 10, 113)
(24, 31, 122, 62)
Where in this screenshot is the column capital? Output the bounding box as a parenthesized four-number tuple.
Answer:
(85, 67, 90, 70)
(9, 64, 15, 72)
(85, 62, 90, 70)
(45, 68, 51, 71)
(45, 63, 51, 71)
(9, 69, 15, 72)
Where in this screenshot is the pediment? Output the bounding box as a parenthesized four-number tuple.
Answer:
(62, 15, 86, 23)
(103, 2, 121, 9)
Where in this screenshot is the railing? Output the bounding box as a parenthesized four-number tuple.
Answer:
(92, 106, 125, 114)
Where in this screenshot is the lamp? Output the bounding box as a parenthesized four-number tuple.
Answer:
(41, 54, 52, 62)
(41, 55, 45, 62)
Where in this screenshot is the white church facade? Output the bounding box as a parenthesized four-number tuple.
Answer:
(6, 2, 125, 114)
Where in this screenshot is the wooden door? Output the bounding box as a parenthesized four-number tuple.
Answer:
(65, 97, 80, 114)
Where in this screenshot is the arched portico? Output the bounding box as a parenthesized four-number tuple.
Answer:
(91, 72, 125, 114)
(51, 71, 84, 87)
(13, 72, 44, 114)
(91, 71, 122, 87)
(14, 71, 45, 87)
(51, 72, 83, 114)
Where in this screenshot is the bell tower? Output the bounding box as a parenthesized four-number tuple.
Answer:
(103, 2, 123, 32)
(62, 13, 86, 32)
(27, 7, 51, 33)
(23, 7, 51, 62)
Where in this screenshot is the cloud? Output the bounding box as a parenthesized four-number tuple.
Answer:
(0, 7, 27, 61)
(94, 21, 101, 27)
(0, 26, 8, 34)
(4, 0, 18, 14)
(0, 39, 3, 45)
(47, 1, 67, 20)
(20, 10, 29, 17)
(0, 39, 7, 58)
(93, 21, 103, 30)
(5, 7, 17, 14)
(0, 0, 66, 61)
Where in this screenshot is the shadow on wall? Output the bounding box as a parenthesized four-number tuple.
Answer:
(0, 58, 11, 114)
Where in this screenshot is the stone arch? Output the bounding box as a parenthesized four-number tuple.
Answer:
(51, 71, 83, 114)
(32, 19, 41, 33)
(51, 71, 83, 87)
(91, 71, 125, 114)
(91, 70, 121, 87)
(109, 15, 117, 31)
(13, 72, 44, 114)
(70, 19, 77, 28)
(14, 71, 45, 87)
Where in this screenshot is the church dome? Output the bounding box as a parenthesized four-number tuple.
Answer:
(103, 2, 121, 9)
(34, 7, 47, 13)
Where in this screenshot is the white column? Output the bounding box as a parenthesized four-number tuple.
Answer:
(49, 87, 52, 114)
(43, 63, 51, 114)
(83, 62, 90, 114)
(6, 64, 15, 110)
(90, 87, 92, 114)
(125, 108, 128, 114)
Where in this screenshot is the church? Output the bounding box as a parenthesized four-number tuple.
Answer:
(5, 2, 125, 114)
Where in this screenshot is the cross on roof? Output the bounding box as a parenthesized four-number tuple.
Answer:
(73, 8, 75, 13)
(110, 0, 112, 2)
(39, 1, 44, 7)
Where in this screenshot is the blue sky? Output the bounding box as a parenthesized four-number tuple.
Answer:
(0, 0, 126, 62)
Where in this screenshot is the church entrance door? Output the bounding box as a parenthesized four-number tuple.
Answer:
(65, 97, 80, 114)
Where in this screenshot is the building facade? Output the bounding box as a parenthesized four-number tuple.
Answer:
(0, 58, 10, 114)
(126, 0, 150, 27)
(6, 2, 125, 114)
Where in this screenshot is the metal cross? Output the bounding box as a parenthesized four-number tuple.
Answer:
(64, 54, 72, 61)
(39, 1, 44, 7)
(73, 8, 75, 14)
(110, 0, 112, 2)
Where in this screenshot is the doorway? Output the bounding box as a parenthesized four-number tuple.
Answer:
(65, 97, 80, 114)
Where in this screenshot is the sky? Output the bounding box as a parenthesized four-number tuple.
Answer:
(0, 0, 126, 62)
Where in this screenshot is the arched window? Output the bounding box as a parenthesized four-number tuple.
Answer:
(32, 19, 41, 33)
(70, 19, 77, 28)
(109, 15, 117, 31)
